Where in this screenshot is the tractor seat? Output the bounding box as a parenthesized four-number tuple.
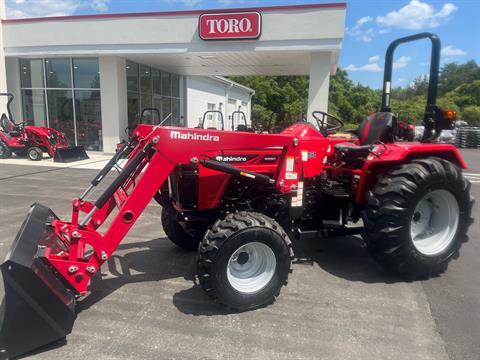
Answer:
(334, 142, 371, 158)
(335, 112, 396, 158)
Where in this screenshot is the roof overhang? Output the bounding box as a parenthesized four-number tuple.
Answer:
(2, 3, 346, 76)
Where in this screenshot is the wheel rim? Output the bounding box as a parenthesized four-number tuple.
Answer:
(29, 150, 38, 160)
(227, 242, 276, 294)
(410, 189, 460, 256)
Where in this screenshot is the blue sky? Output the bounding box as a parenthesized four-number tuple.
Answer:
(5, 0, 479, 88)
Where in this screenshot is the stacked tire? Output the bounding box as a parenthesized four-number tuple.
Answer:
(455, 127, 480, 149)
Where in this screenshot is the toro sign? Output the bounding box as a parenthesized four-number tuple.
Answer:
(199, 12, 261, 40)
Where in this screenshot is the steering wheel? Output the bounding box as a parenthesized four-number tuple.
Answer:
(312, 111, 344, 136)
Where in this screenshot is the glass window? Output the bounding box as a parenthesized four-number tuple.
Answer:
(127, 92, 140, 130)
(45, 59, 72, 88)
(20, 59, 44, 88)
(73, 58, 100, 89)
(126, 61, 139, 92)
(140, 65, 152, 94)
(152, 69, 161, 95)
(47, 90, 75, 145)
(140, 94, 152, 113)
(172, 98, 181, 126)
(162, 97, 172, 126)
(21, 89, 47, 126)
(161, 72, 171, 96)
(75, 90, 102, 151)
(171, 74, 180, 98)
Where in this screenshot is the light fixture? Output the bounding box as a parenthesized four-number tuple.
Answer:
(199, 55, 218, 60)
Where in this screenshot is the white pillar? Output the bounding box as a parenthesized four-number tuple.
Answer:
(5, 57, 22, 122)
(307, 52, 331, 120)
(0, 0, 8, 116)
(99, 56, 128, 153)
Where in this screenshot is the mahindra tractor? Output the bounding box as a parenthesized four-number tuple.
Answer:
(0, 93, 89, 162)
(0, 33, 475, 359)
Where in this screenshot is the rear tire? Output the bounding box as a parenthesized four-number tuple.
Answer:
(362, 157, 474, 278)
(161, 208, 204, 251)
(27, 147, 43, 161)
(198, 211, 293, 310)
(0, 140, 11, 159)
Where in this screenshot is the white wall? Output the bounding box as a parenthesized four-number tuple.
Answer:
(307, 52, 331, 118)
(185, 76, 252, 130)
(5, 57, 22, 122)
(0, 1, 7, 117)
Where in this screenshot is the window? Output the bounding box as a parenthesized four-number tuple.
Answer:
(126, 61, 139, 92)
(75, 90, 102, 151)
(241, 101, 248, 107)
(21, 90, 46, 127)
(20, 57, 102, 150)
(45, 59, 72, 88)
(73, 58, 100, 89)
(20, 59, 44, 88)
(162, 72, 171, 97)
(140, 65, 152, 94)
(47, 90, 75, 145)
(127, 60, 182, 128)
(228, 98, 237, 105)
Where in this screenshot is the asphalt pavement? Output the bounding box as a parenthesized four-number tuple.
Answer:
(0, 151, 478, 360)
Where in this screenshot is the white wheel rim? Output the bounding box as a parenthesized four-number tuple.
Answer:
(227, 242, 276, 294)
(29, 150, 38, 159)
(410, 189, 459, 256)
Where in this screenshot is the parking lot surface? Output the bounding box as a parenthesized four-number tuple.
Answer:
(0, 152, 478, 360)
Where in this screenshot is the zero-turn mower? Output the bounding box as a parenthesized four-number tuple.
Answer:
(0, 33, 474, 359)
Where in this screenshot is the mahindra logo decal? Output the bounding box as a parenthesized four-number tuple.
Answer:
(170, 130, 220, 142)
(199, 12, 261, 40)
(215, 155, 248, 163)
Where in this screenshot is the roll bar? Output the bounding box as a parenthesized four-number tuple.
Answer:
(0, 93, 15, 123)
(201, 110, 225, 130)
(380, 32, 446, 141)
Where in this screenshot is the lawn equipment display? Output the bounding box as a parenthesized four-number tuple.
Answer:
(0, 33, 475, 359)
(0, 93, 89, 162)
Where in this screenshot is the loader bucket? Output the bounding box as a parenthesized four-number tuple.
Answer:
(53, 146, 89, 163)
(0, 204, 76, 359)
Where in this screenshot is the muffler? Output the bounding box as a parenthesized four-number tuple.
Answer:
(53, 146, 89, 163)
(0, 204, 76, 359)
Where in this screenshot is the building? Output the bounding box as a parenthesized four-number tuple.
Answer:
(0, 2, 346, 152)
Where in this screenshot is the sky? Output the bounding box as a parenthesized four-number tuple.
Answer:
(5, 0, 479, 89)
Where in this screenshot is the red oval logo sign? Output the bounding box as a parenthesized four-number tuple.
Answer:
(199, 12, 261, 40)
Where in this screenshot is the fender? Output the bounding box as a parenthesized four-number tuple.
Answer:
(355, 142, 467, 204)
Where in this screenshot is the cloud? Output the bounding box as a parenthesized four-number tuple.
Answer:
(368, 55, 381, 63)
(393, 56, 412, 69)
(441, 45, 467, 57)
(395, 78, 408, 86)
(345, 62, 383, 73)
(164, 0, 202, 6)
(376, 0, 457, 30)
(346, 15, 376, 42)
(6, 0, 112, 18)
(90, 0, 110, 12)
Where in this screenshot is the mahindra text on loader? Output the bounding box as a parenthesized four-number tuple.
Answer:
(0, 33, 474, 359)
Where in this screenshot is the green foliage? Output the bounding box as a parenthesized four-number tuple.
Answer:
(231, 60, 480, 129)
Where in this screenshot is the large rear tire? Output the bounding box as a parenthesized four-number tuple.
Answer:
(198, 212, 293, 310)
(161, 208, 204, 251)
(0, 139, 11, 159)
(362, 157, 474, 278)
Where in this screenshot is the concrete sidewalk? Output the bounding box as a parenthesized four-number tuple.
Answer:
(0, 163, 449, 360)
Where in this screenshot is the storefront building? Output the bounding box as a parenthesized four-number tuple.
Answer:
(0, 2, 346, 152)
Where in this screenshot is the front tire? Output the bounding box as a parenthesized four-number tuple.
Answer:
(198, 212, 293, 310)
(363, 157, 474, 278)
(161, 208, 204, 251)
(27, 147, 43, 161)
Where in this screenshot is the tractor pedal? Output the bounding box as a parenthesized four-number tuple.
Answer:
(292, 257, 314, 266)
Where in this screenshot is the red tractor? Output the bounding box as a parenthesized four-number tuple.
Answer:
(0, 33, 475, 358)
(0, 93, 89, 162)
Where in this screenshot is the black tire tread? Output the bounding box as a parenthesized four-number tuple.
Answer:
(362, 157, 474, 278)
(198, 211, 293, 309)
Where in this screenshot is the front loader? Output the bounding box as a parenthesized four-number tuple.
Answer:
(0, 32, 474, 359)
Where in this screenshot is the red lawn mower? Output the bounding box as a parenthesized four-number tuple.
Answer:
(0, 93, 89, 162)
(0, 33, 475, 359)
